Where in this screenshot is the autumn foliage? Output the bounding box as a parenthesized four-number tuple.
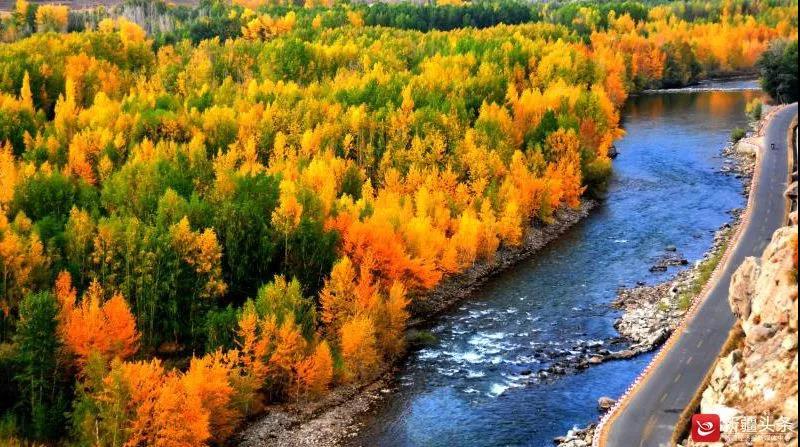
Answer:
(57, 274, 139, 366)
(0, 0, 795, 444)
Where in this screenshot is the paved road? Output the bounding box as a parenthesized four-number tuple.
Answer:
(601, 103, 797, 447)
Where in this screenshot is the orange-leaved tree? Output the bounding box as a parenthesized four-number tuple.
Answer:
(58, 276, 139, 366)
(297, 340, 334, 398)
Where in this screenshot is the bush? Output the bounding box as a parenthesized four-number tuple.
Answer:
(730, 127, 746, 142)
(745, 99, 762, 122)
(406, 329, 438, 349)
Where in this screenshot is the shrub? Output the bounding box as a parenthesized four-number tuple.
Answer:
(745, 99, 762, 122)
(730, 127, 746, 142)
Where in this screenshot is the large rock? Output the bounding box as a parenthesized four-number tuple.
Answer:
(786, 181, 798, 201)
(689, 222, 799, 446)
(597, 396, 616, 411)
(728, 257, 759, 320)
(748, 226, 799, 331)
(734, 139, 758, 157)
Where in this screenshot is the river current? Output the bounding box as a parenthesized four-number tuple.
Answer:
(351, 80, 761, 447)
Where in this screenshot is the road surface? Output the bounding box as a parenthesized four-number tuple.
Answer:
(600, 103, 797, 447)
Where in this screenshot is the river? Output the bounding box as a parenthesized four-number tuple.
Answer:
(349, 80, 762, 447)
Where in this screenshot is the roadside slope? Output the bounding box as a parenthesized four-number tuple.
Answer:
(597, 103, 797, 447)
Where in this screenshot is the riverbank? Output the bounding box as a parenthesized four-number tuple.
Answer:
(409, 201, 596, 325)
(236, 201, 596, 447)
(554, 102, 773, 447)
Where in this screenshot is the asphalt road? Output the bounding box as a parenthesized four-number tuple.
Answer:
(601, 103, 798, 447)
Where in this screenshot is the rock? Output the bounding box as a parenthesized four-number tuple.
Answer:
(785, 181, 798, 200)
(597, 396, 616, 411)
(734, 139, 758, 157)
(646, 328, 669, 347)
(666, 244, 677, 252)
(782, 335, 797, 351)
(588, 356, 604, 364)
(608, 145, 619, 159)
(746, 324, 777, 343)
(649, 252, 690, 272)
(728, 257, 759, 320)
(555, 424, 595, 447)
(609, 349, 636, 359)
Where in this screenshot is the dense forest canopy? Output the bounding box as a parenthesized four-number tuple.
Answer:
(0, 0, 797, 444)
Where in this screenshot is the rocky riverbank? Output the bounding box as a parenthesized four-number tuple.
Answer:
(236, 202, 596, 447)
(612, 212, 740, 352)
(237, 371, 395, 447)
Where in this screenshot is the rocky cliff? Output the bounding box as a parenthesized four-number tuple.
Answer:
(687, 211, 798, 446)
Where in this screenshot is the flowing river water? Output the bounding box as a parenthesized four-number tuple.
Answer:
(350, 80, 762, 447)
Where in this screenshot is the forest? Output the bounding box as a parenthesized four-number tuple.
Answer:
(0, 0, 797, 445)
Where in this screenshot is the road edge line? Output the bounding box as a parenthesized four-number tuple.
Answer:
(668, 107, 797, 445)
(593, 104, 792, 447)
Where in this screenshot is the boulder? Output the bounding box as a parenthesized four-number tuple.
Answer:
(728, 257, 759, 320)
(785, 181, 798, 200)
(609, 349, 636, 359)
(746, 324, 777, 344)
(598, 396, 616, 411)
(646, 328, 669, 347)
(734, 139, 758, 157)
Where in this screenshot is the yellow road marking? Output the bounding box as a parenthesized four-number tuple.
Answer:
(660, 392, 668, 403)
(686, 355, 693, 365)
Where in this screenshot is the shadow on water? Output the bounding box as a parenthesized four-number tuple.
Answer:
(349, 82, 762, 447)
